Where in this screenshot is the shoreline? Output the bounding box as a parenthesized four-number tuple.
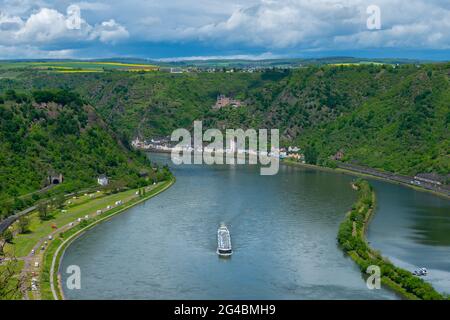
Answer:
(337, 180, 445, 300)
(281, 160, 450, 200)
(139, 150, 449, 199)
(39, 158, 447, 300)
(47, 177, 175, 300)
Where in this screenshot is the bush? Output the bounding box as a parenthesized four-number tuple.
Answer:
(4, 89, 28, 103)
(33, 89, 83, 106)
(2, 229, 13, 243)
(18, 216, 30, 234)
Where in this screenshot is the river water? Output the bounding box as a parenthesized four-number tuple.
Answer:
(60, 153, 449, 299)
(367, 180, 450, 294)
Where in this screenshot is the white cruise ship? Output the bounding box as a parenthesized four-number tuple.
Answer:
(217, 224, 232, 256)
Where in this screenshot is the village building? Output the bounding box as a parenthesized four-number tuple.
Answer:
(332, 150, 345, 161)
(212, 94, 243, 109)
(97, 174, 109, 186)
(286, 153, 305, 162)
(131, 137, 143, 148)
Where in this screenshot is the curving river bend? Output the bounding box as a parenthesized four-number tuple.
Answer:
(61, 153, 450, 299)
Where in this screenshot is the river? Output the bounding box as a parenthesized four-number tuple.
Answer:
(367, 180, 450, 294)
(60, 153, 450, 299)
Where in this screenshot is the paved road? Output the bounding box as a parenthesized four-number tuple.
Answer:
(0, 184, 59, 234)
(20, 194, 136, 299)
(0, 206, 37, 234)
(337, 163, 450, 197)
(19, 219, 79, 299)
(3, 182, 168, 300)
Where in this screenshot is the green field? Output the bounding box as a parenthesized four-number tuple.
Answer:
(0, 61, 159, 73)
(5, 188, 146, 257)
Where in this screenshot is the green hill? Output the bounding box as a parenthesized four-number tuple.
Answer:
(0, 88, 167, 218)
(297, 65, 450, 175)
(1, 61, 448, 182)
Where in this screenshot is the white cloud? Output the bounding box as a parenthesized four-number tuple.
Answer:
(13, 8, 90, 43)
(0, 0, 50, 16)
(0, 0, 449, 58)
(331, 0, 450, 50)
(169, 0, 358, 49)
(0, 5, 128, 46)
(0, 12, 23, 31)
(0, 44, 75, 58)
(90, 19, 129, 43)
(170, 0, 450, 50)
(157, 52, 282, 62)
(73, 1, 110, 11)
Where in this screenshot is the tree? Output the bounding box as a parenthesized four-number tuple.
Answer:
(104, 180, 127, 194)
(2, 229, 13, 243)
(304, 145, 318, 165)
(18, 216, 30, 234)
(38, 202, 48, 221)
(54, 194, 65, 209)
(0, 255, 22, 299)
(1, 202, 12, 220)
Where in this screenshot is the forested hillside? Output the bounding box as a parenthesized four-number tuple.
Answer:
(298, 66, 450, 175)
(0, 88, 164, 218)
(1, 62, 448, 181)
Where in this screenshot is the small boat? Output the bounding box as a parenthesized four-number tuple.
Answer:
(412, 267, 428, 276)
(217, 224, 232, 256)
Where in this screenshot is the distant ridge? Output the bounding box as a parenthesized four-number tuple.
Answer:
(0, 56, 434, 68)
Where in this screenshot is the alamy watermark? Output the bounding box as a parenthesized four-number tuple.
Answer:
(366, 4, 381, 30)
(170, 121, 280, 175)
(66, 265, 81, 290)
(366, 265, 381, 289)
(66, 5, 82, 30)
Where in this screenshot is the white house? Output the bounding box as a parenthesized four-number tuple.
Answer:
(97, 174, 109, 186)
(288, 146, 301, 153)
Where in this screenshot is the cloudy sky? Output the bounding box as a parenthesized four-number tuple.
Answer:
(0, 0, 449, 60)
